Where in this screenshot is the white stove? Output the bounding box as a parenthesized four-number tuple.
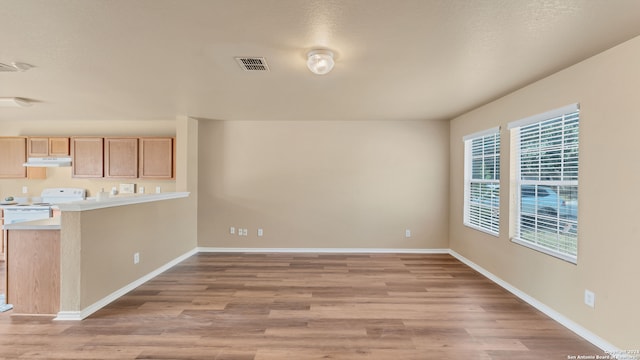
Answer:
(2, 188, 86, 224)
(41, 188, 86, 204)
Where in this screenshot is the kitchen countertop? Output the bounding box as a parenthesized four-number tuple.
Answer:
(2, 192, 189, 229)
(2, 216, 61, 230)
(56, 192, 190, 211)
(0, 204, 58, 210)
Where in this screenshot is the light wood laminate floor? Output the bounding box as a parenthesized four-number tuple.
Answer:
(0, 253, 605, 359)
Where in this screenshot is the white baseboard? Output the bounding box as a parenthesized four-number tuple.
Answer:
(197, 247, 450, 254)
(54, 311, 82, 321)
(54, 247, 198, 321)
(448, 249, 621, 356)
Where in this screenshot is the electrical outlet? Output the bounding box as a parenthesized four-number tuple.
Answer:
(405, 229, 411, 238)
(133, 252, 140, 264)
(257, 228, 263, 237)
(22, 186, 28, 194)
(119, 183, 135, 194)
(584, 289, 595, 308)
(155, 186, 161, 194)
(230, 226, 235, 235)
(138, 186, 145, 194)
(241, 228, 248, 236)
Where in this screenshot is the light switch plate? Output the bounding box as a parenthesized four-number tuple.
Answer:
(119, 183, 136, 194)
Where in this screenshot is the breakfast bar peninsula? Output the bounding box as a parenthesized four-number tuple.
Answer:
(3, 192, 192, 319)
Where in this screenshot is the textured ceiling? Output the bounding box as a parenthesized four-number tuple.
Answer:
(2, 0, 640, 122)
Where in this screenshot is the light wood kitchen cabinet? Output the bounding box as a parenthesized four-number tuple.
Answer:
(6, 229, 60, 315)
(49, 137, 71, 156)
(27, 137, 70, 157)
(104, 137, 138, 178)
(0, 137, 27, 178)
(27, 137, 49, 157)
(139, 137, 174, 179)
(26, 167, 46, 179)
(71, 137, 104, 178)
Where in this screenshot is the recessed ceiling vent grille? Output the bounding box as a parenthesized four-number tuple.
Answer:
(235, 57, 270, 72)
(0, 63, 19, 72)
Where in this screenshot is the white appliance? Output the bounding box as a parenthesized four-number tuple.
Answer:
(40, 188, 86, 204)
(2, 205, 52, 224)
(23, 157, 72, 167)
(2, 188, 86, 224)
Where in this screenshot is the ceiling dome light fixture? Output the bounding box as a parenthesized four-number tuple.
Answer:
(306, 49, 334, 75)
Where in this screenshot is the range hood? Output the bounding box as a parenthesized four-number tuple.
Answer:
(23, 157, 72, 167)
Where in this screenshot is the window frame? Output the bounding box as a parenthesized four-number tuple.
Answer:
(463, 127, 501, 236)
(509, 104, 579, 264)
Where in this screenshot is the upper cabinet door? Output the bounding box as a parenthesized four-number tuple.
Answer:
(0, 137, 27, 178)
(71, 137, 104, 178)
(139, 137, 174, 179)
(49, 137, 70, 156)
(27, 137, 49, 157)
(104, 138, 138, 178)
(28, 137, 70, 157)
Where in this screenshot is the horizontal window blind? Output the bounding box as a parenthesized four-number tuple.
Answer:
(512, 106, 579, 263)
(462, 126, 500, 142)
(508, 103, 579, 130)
(464, 129, 500, 235)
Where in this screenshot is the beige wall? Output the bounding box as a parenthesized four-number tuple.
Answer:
(59, 198, 196, 309)
(0, 119, 175, 136)
(449, 35, 640, 348)
(0, 120, 177, 198)
(198, 120, 449, 249)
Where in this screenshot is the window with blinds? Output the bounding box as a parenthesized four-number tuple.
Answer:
(509, 104, 579, 263)
(463, 127, 500, 235)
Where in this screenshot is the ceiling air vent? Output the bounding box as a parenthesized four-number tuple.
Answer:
(235, 57, 270, 72)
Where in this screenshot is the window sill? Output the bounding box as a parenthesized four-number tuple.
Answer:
(511, 237, 577, 264)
